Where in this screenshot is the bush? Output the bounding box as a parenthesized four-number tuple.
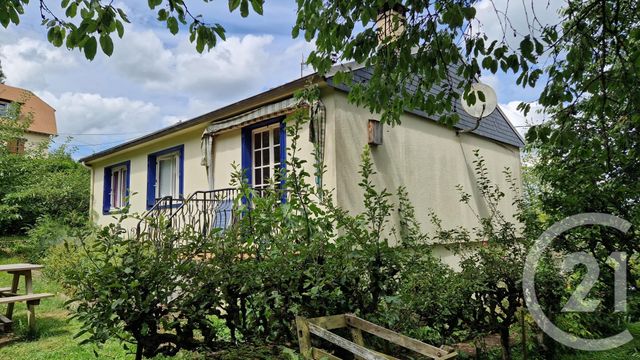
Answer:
(58, 104, 446, 358)
(57, 97, 594, 360)
(0, 145, 90, 235)
(23, 216, 70, 262)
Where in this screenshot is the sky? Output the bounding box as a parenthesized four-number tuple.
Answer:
(0, 0, 562, 158)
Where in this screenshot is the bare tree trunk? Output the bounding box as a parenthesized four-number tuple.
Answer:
(500, 327, 512, 360)
(135, 343, 143, 360)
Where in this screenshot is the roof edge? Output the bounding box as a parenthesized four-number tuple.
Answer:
(80, 74, 321, 164)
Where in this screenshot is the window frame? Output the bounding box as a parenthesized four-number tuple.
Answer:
(155, 152, 180, 199)
(102, 161, 131, 214)
(6, 138, 26, 154)
(241, 117, 286, 188)
(146, 145, 184, 209)
(251, 123, 282, 190)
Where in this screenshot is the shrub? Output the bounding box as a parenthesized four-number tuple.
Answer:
(23, 216, 70, 262)
(60, 101, 447, 358)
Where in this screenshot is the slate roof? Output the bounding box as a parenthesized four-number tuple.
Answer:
(325, 65, 525, 148)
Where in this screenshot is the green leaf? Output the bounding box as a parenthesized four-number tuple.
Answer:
(167, 17, 179, 35)
(84, 36, 98, 60)
(240, 0, 249, 17)
(157, 9, 168, 21)
(213, 24, 226, 41)
(53, 27, 65, 47)
(115, 20, 124, 38)
(250, 0, 264, 15)
(65, 2, 78, 18)
(520, 36, 534, 58)
(229, 0, 241, 12)
(0, 10, 9, 28)
(100, 35, 113, 56)
(148, 0, 162, 10)
(47, 27, 56, 43)
(462, 6, 476, 20)
(117, 8, 130, 23)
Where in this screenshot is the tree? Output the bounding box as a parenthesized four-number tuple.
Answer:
(0, 59, 5, 83)
(3, 1, 636, 128)
(526, 0, 640, 252)
(2, 0, 546, 125)
(1, 0, 258, 59)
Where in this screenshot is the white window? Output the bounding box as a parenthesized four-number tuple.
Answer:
(110, 165, 128, 209)
(252, 124, 281, 189)
(156, 152, 180, 198)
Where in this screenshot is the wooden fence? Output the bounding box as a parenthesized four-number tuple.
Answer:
(295, 314, 457, 360)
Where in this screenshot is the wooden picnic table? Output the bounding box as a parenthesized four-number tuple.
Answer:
(0, 263, 53, 333)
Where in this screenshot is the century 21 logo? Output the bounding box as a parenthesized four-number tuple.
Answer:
(523, 213, 633, 351)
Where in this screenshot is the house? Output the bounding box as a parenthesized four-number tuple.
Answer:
(80, 65, 524, 265)
(0, 83, 57, 153)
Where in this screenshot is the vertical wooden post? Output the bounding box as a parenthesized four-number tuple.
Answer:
(24, 271, 33, 294)
(296, 316, 312, 359)
(27, 302, 36, 335)
(5, 273, 20, 319)
(350, 327, 366, 360)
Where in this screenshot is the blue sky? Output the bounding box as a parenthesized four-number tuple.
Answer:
(0, 0, 561, 158)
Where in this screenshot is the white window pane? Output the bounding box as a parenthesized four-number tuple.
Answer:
(110, 167, 127, 209)
(120, 169, 127, 207)
(158, 158, 175, 197)
(111, 171, 119, 207)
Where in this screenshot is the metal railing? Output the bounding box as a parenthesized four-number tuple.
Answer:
(134, 196, 184, 241)
(135, 187, 289, 244)
(135, 189, 239, 241)
(168, 188, 239, 239)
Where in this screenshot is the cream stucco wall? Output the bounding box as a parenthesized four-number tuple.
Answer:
(24, 131, 51, 151)
(87, 88, 521, 256)
(89, 126, 209, 228)
(325, 89, 522, 250)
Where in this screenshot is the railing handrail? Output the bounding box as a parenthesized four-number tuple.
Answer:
(166, 188, 239, 223)
(136, 187, 289, 242)
(135, 195, 181, 237)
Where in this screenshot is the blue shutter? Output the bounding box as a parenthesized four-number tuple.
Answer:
(241, 127, 252, 185)
(147, 154, 157, 209)
(103, 167, 112, 214)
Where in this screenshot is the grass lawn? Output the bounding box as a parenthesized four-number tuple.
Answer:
(0, 255, 203, 360)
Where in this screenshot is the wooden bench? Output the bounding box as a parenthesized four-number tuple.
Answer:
(0, 293, 54, 332)
(0, 293, 54, 304)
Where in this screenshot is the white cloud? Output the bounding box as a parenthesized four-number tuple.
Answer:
(38, 91, 164, 151)
(499, 100, 547, 137)
(480, 73, 500, 94)
(107, 29, 315, 103)
(0, 37, 77, 89)
(110, 28, 174, 84)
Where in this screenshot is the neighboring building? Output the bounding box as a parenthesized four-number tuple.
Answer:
(80, 65, 524, 266)
(0, 83, 57, 153)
